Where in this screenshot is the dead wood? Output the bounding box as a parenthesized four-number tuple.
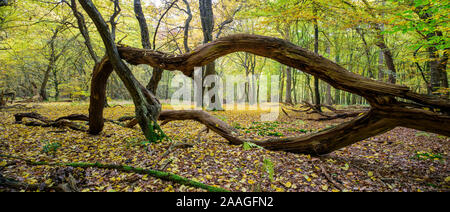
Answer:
(80, 34, 450, 154)
(14, 112, 86, 132)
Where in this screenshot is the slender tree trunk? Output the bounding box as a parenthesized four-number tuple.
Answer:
(313, 16, 321, 111)
(279, 66, 284, 103)
(375, 28, 396, 84)
(182, 0, 192, 53)
(199, 0, 221, 110)
(40, 29, 60, 101)
(40, 68, 51, 101)
(133, 0, 151, 50)
(69, 0, 99, 64)
(79, 0, 161, 141)
(134, 0, 163, 96)
(378, 50, 384, 81)
(285, 66, 293, 104)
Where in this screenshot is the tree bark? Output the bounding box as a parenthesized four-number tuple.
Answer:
(78, 0, 161, 141)
(133, 0, 151, 50)
(285, 66, 293, 104)
(375, 27, 396, 84)
(68, 0, 99, 63)
(88, 33, 450, 155)
(40, 29, 60, 101)
(313, 17, 321, 111)
(181, 0, 192, 52)
(361, 0, 396, 84)
(199, 0, 221, 110)
(133, 0, 164, 96)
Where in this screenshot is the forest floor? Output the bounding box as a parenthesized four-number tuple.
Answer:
(0, 102, 449, 192)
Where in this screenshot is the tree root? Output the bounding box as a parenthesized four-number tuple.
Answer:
(0, 154, 229, 192)
(0, 173, 49, 191)
(13, 112, 124, 131)
(14, 112, 87, 132)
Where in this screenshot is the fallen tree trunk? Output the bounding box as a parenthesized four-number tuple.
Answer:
(115, 34, 450, 110)
(0, 154, 229, 192)
(14, 112, 87, 132)
(125, 110, 242, 144)
(86, 33, 450, 155)
(116, 107, 450, 155)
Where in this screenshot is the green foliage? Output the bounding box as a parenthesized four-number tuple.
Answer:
(262, 157, 274, 182)
(145, 120, 170, 144)
(287, 128, 307, 133)
(214, 114, 228, 122)
(242, 141, 264, 150)
(263, 131, 284, 137)
(412, 151, 443, 161)
(244, 121, 285, 137)
(415, 131, 431, 137)
(232, 122, 242, 129)
(386, 0, 449, 51)
(41, 141, 61, 156)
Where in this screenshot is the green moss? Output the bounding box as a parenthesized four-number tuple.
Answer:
(0, 154, 229, 192)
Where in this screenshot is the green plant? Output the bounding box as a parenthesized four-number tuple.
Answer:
(415, 132, 431, 137)
(262, 157, 274, 182)
(412, 151, 443, 161)
(214, 115, 228, 122)
(232, 122, 242, 129)
(41, 141, 61, 156)
(252, 157, 275, 192)
(265, 131, 284, 137)
(242, 141, 264, 150)
(145, 120, 171, 144)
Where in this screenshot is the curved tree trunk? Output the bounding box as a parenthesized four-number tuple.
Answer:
(79, 0, 161, 141)
(88, 33, 450, 155)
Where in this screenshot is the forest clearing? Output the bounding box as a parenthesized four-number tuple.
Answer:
(0, 0, 449, 195)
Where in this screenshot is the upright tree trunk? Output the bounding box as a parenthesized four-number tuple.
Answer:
(375, 28, 396, 84)
(428, 45, 441, 93)
(182, 0, 192, 53)
(283, 25, 293, 104)
(69, 0, 99, 64)
(285, 67, 293, 104)
(313, 16, 321, 111)
(325, 45, 332, 105)
(79, 0, 161, 141)
(378, 50, 384, 81)
(413, 4, 449, 98)
(199, 0, 221, 110)
(40, 29, 60, 101)
(360, 0, 396, 84)
(133, 0, 151, 50)
(279, 66, 284, 103)
(52, 68, 60, 101)
(40, 68, 51, 101)
(133, 0, 164, 96)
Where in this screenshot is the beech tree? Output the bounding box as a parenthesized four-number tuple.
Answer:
(86, 31, 450, 154)
(77, 0, 161, 141)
